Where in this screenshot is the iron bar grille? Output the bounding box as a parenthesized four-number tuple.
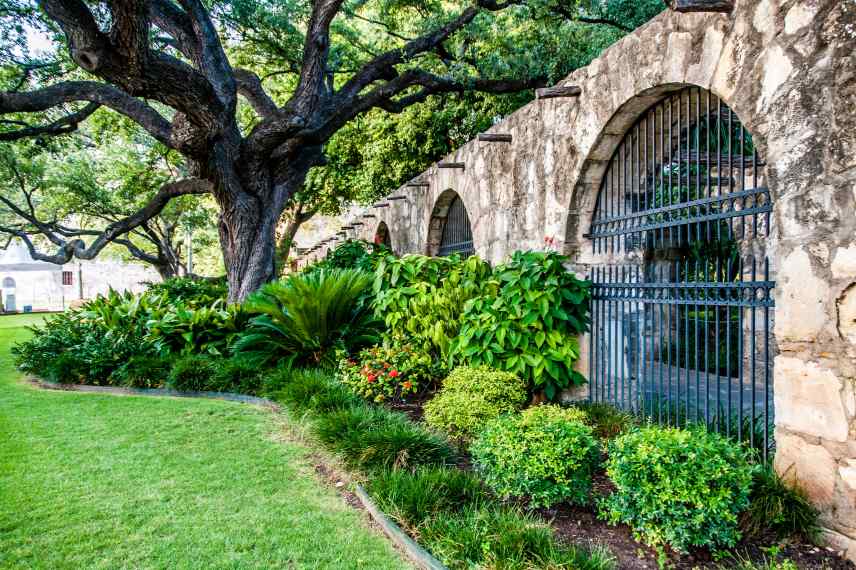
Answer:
(587, 87, 775, 461)
(439, 195, 475, 257)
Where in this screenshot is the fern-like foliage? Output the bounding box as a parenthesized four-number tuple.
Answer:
(233, 269, 381, 368)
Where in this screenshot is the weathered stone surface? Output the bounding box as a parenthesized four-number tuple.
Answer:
(833, 245, 856, 279)
(841, 459, 856, 492)
(775, 248, 829, 342)
(839, 285, 856, 345)
(775, 357, 850, 442)
(822, 528, 856, 562)
(775, 432, 838, 507)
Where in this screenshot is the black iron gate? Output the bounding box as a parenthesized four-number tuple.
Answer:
(588, 86, 776, 460)
(439, 195, 475, 257)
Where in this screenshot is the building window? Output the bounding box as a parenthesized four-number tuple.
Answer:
(62, 271, 73, 286)
(2, 277, 14, 288)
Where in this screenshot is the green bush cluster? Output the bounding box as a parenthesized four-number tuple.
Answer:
(472, 405, 599, 507)
(423, 366, 527, 439)
(371, 254, 491, 359)
(306, 239, 392, 274)
(599, 425, 755, 552)
(451, 251, 591, 399)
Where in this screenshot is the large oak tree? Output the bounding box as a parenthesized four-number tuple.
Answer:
(0, 0, 660, 301)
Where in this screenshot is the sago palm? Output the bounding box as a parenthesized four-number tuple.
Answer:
(233, 269, 381, 368)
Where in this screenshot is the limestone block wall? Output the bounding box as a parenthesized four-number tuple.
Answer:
(297, 0, 856, 556)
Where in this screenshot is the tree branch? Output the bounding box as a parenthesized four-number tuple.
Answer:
(234, 68, 278, 119)
(0, 102, 100, 141)
(0, 178, 212, 265)
(0, 81, 173, 147)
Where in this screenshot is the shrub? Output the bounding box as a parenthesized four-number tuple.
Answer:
(451, 251, 591, 400)
(600, 425, 756, 552)
(265, 368, 360, 412)
(570, 401, 634, 440)
(423, 366, 527, 439)
(741, 466, 820, 541)
(208, 356, 264, 394)
(234, 269, 382, 369)
(371, 254, 491, 359)
(421, 505, 615, 570)
(166, 354, 219, 392)
(337, 344, 436, 403)
(472, 405, 599, 507)
(144, 276, 227, 306)
(367, 467, 484, 528)
(312, 404, 455, 472)
(112, 355, 171, 388)
(145, 301, 247, 357)
(309, 239, 391, 273)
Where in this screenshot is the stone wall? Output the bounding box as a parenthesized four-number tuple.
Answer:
(296, 0, 856, 557)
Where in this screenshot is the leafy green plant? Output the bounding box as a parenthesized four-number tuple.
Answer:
(741, 466, 820, 541)
(472, 405, 599, 507)
(145, 300, 246, 356)
(312, 404, 454, 472)
(600, 425, 756, 552)
(367, 467, 485, 528)
(371, 254, 491, 359)
(421, 505, 615, 570)
(423, 366, 527, 439)
(451, 251, 591, 399)
(337, 344, 436, 403)
(234, 269, 382, 369)
(143, 276, 227, 306)
(166, 354, 219, 392)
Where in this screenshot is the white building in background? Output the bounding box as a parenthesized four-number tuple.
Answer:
(0, 241, 159, 312)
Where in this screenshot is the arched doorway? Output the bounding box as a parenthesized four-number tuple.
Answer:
(427, 190, 475, 257)
(374, 221, 392, 249)
(586, 86, 775, 459)
(2, 276, 16, 312)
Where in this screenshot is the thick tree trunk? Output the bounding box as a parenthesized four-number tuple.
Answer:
(221, 202, 279, 303)
(154, 262, 178, 281)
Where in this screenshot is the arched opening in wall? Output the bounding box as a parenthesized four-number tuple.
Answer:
(585, 86, 776, 460)
(2, 276, 15, 312)
(426, 190, 475, 257)
(374, 221, 392, 250)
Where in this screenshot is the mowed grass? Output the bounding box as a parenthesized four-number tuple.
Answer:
(0, 314, 407, 570)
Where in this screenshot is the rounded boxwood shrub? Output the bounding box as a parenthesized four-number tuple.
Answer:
(471, 405, 598, 507)
(599, 425, 756, 552)
(423, 366, 527, 439)
(166, 354, 219, 391)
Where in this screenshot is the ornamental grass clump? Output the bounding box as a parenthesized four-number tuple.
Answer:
(423, 366, 527, 439)
(312, 404, 454, 472)
(471, 405, 599, 507)
(741, 466, 820, 541)
(600, 425, 756, 552)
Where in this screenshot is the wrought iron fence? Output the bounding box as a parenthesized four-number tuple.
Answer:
(439, 195, 475, 257)
(587, 86, 775, 460)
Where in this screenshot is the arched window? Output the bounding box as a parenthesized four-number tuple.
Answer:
(587, 86, 775, 459)
(374, 221, 392, 249)
(427, 190, 475, 257)
(2, 277, 15, 288)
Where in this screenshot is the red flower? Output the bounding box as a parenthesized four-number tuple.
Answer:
(366, 374, 377, 383)
(388, 370, 399, 378)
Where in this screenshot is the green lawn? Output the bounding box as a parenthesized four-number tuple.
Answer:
(0, 314, 407, 570)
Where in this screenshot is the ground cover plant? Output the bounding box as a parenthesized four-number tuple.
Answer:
(0, 315, 407, 570)
(338, 344, 437, 403)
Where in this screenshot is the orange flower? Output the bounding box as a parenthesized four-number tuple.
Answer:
(402, 381, 413, 390)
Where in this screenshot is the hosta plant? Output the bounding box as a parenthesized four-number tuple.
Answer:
(337, 344, 436, 403)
